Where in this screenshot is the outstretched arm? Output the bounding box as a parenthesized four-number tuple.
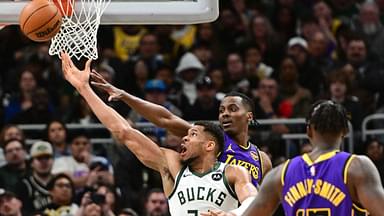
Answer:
(348, 155, 384, 215)
(90, 70, 191, 137)
(61, 53, 168, 173)
(227, 165, 258, 203)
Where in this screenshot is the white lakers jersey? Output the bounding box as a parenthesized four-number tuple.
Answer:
(168, 162, 239, 215)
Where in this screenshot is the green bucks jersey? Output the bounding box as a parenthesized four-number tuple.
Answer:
(168, 162, 239, 215)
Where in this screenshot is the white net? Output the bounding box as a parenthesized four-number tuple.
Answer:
(49, 0, 110, 60)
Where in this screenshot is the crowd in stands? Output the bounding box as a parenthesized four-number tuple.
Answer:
(0, 0, 384, 215)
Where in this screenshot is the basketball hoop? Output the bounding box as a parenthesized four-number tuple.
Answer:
(48, 0, 110, 60)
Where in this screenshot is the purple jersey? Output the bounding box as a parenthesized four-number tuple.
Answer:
(217, 133, 263, 187)
(281, 151, 368, 216)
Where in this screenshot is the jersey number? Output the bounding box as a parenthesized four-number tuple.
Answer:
(296, 208, 330, 216)
(188, 210, 198, 216)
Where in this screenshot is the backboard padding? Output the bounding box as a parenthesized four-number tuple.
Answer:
(0, 0, 219, 24)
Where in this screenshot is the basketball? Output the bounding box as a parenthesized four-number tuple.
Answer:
(19, 0, 62, 42)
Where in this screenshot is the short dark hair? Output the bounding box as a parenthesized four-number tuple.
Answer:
(47, 173, 75, 200)
(70, 130, 90, 143)
(3, 138, 26, 151)
(194, 121, 224, 154)
(145, 188, 165, 203)
(44, 119, 68, 142)
(224, 91, 255, 114)
(306, 100, 349, 135)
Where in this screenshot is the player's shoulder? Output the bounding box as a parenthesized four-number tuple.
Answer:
(224, 164, 250, 182)
(345, 154, 381, 185)
(225, 163, 248, 174)
(347, 155, 376, 176)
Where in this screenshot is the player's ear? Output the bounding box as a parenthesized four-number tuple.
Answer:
(206, 140, 216, 152)
(247, 112, 253, 122)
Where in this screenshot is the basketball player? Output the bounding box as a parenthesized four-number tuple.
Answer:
(204, 100, 384, 216)
(90, 71, 272, 188)
(60, 53, 257, 215)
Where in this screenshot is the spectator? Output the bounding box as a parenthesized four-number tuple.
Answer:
(3, 68, 37, 123)
(129, 79, 182, 140)
(312, 1, 339, 44)
(191, 42, 215, 72)
(52, 132, 113, 190)
(351, 2, 384, 60)
(143, 188, 170, 216)
(0, 139, 29, 191)
(247, 15, 283, 68)
(15, 141, 54, 214)
(10, 87, 56, 124)
(44, 120, 70, 158)
(325, 70, 363, 130)
(216, 8, 247, 55)
(154, 64, 182, 103)
(0, 124, 25, 167)
(76, 192, 104, 216)
(175, 52, 205, 106)
(153, 25, 186, 67)
(0, 124, 25, 146)
(307, 30, 334, 76)
(225, 52, 249, 94)
(278, 56, 312, 118)
(343, 36, 384, 114)
(43, 173, 78, 216)
(254, 78, 283, 119)
(119, 208, 139, 216)
(253, 78, 289, 134)
(94, 184, 119, 216)
(244, 44, 274, 89)
(286, 36, 325, 98)
(0, 188, 24, 216)
(128, 59, 149, 98)
(194, 23, 222, 62)
(101, 26, 147, 62)
(333, 24, 353, 62)
(299, 15, 321, 41)
(365, 138, 384, 184)
(271, 5, 297, 43)
(129, 33, 164, 78)
(207, 67, 230, 97)
(183, 76, 220, 121)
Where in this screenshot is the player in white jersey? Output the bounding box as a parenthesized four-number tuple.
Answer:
(169, 162, 238, 215)
(60, 53, 257, 215)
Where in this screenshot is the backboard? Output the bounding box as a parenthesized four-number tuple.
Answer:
(0, 0, 219, 24)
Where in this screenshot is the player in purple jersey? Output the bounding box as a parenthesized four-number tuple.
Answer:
(223, 100, 384, 216)
(90, 71, 272, 187)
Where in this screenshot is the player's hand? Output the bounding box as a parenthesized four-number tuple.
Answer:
(90, 70, 124, 101)
(61, 52, 91, 91)
(200, 209, 237, 216)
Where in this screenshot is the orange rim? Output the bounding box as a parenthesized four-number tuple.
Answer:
(52, 0, 74, 16)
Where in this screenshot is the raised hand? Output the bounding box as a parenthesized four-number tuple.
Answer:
(61, 52, 92, 91)
(90, 70, 125, 101)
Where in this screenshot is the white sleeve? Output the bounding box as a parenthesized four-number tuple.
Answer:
(52, 157, 70, 174)
(230, 196, 256, 216)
